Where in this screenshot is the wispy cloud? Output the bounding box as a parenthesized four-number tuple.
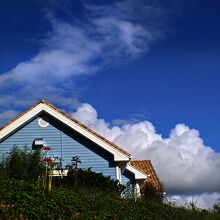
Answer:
(113, 110, 151, 126)
(0, 0, 166, 119)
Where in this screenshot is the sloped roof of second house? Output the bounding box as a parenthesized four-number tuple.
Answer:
(130, 160, 164, 192)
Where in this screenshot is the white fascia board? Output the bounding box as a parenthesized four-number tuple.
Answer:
(126, 164, 149, 180)
(0, 103, 130, 162)
(0, 104, 44, 140)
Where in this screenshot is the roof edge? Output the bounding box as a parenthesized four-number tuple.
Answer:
(126, 164, 149, 180)
(0, 100, 42, 132)
(0, 99, 131, 157)
(130, 160, 165, 192)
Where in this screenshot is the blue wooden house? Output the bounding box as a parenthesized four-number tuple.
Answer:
(0, 99, 163, 193)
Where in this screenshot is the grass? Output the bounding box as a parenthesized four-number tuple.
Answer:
(0, 176, 220, 219)
(0, 146, 219, 219)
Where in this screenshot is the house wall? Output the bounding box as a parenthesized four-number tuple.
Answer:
(0, 114, 116, 179)
(121, 173, 131, 186)
(121, 170, 135, 186)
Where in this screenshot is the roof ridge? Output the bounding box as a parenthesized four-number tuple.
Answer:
(0, 99, 131, 157)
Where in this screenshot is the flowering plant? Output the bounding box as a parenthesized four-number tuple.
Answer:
(43, 157, 52, 162)
(42, 146, 51, 151)
(41, 146, 60, 191)
(0, 145, 44, 181)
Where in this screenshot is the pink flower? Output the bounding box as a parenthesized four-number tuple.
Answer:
(42, 146, 51, 151)
(50, 161, 58, 166)
(43, 157, 52, 162)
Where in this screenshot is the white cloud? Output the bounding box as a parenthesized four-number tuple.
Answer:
(71, 103, 220, 197)
(0, 1, 165, 113)
(168, 192, 220, 210)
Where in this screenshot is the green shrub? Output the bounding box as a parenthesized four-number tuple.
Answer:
(0, 145, 44, 182)
(122, 181, 136, 199)
(0, 177, 220, 219)
(141, 181, 165, 203)
(1, 150, 220, 219)
(64, 156, 125, 195)
(213, 203, 220, 214)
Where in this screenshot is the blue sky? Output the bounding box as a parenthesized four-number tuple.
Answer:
(0, 0, 220, 208)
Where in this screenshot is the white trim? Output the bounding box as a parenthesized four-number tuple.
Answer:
(53, 169, 68, 176)
(125, 164, 149, 180)
(115, 166, 121, 182)
(136, 182, 141, 196)
(0, 102, 130, 162)
(0, 104, 44, 139)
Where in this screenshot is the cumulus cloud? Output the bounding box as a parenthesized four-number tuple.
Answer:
(168, 192, 220, 210)
(0, 0, 165, 115)
(71, 103, 220, 199)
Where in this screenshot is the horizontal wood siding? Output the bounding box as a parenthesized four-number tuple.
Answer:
(121, 173, 130, 186)
(61, 132, 116, 177)
(0, 115, 116, 179)
(0, 117, 61, 157)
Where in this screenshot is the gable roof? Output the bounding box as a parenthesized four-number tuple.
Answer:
(130, 160, 164, 192)
(0, 99, 163, 188)
(0, 100, 42, 132)
(0, 99, 131, 160)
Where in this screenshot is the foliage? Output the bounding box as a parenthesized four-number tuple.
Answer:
(213, 203, 220, 214)
(0, 145, 44, 182)
(122, 181, 136, 199)
(141, 181, 165, 203)
(0, 176, 220, 219)
(64, 156, 125, 195)
(69, 155, 81, 169)
(0, 149, 220, 219)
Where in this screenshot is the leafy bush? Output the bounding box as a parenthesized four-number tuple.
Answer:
(0, 177, 220, 219)
(141, 181, 165, 202)
(1, 149, 219, 219)
(213, 203, 220, 214)
(0, 145, 44, 182)
(122, 181, 136, 199)
(64, 156, 125, 195)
